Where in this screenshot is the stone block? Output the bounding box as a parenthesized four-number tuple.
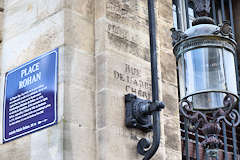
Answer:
(105, 0, 149, 33)
(64, 86, 95, 129)
(0, 135, 31, 160)
(0, 12, 4, 41)
(162, 81, 179, 118)
(64, 0, 93, 21)
(95, 19, 151, 61)
(96, 89, 125, 129)
(96, 126, 142, 160)
(63, 123, 96, 160)
(30, 123, 64, 160)
(157, 0, 173, 24)
(160, 50, 177, 85)
(63, 47, 95, 130)
(3, 0, 64, 41)
(163, 116, 181, 152)
(96, 125, 166, 160)
(0, 0, 4, 9)
(95, 19, 107, 54)
(0, 74, 4, 144)
(95, 0, 106, 20)
(165, 148, 182, 160)
(1, 10, 64, 73)
(37, 0, 64, 20)
(64, 9, 94, 54)
(96, 52, 153, 100)
(64, 46, 95, 91)
(4, 0, 18, 9)
(158, 20, 173, 51)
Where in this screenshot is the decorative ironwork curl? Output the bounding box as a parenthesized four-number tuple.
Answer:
(179, 98, 207, 129)
(180, 93, 239, 159)
(217, 109, 240, 127)
(137, 138, 151, 155)
(216, 94, 239, 127)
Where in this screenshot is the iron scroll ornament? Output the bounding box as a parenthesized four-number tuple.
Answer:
(180, 94, 240, 159)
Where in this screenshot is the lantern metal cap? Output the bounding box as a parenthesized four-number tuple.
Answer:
(171, 21, 236, 57)
(185, 23, 219, 37)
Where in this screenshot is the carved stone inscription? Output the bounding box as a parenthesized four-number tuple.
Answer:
(106, 0, 148, 30)
(106, 0, 151, 61)
(107, 24, 150, 61)
(113, 64, 152, 100)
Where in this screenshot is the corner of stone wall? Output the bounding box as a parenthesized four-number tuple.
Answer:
(94, 0, 181, 159)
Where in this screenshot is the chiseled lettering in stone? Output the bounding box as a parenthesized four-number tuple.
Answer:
(113, 63, 152, 99)
(125, 64, 141, 76)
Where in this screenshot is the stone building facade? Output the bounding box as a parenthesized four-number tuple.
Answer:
(0, 0, 182, 160)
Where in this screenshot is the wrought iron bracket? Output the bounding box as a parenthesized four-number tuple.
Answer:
(125, 94, 165, 159)
(180, 94, 240, 159)
(125, 94, 165, 132)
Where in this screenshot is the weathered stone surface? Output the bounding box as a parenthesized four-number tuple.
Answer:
(1, 10, 64, 72)
(96, 52, 153, 99)
(37, 0, 63, 20)
(105, 0, 149, 32)
(96, 89, 125, 129)
(160, 50, 177, 85)
(64, 87, 95, 129)
(64, 0, 93, 21)
(0, 135, 31, 160)
(0, 74, 4, 144)
(64, 47, 95, 91)
(162, 81, 179, 117)
(63, 123, 95, 160)
(95, 0, 106, 20)
(3, 0, 64, 41)
(165, 149, 182, 160)
(95, 19, 151, 61)
(157, 0, 173, 24)
(163, 116, 181, 152)
(0, 11, 3, 41)
(64, 9, 94, 53)
(96, 126, 143, 160)
(96, 125, 166, 160)
(158, 19, 173, 50)
(31, 123, 64, 160)
(0, 0, 4, 9)
(63, 45, 96, 159)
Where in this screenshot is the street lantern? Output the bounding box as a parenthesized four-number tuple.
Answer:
(171, 0, 240, 159)
(172, 20, 238, 111)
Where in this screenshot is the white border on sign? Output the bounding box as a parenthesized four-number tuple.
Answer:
(3, 48, 58, 142)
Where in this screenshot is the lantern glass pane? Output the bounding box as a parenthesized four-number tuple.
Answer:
(224, 49, 237, 94)
(185, 47, 225, 95)
(178, 47, 238, 110)
(191, 92, 226, 110)
(178, 57, 185, 99)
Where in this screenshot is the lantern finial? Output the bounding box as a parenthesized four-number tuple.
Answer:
(193, 0, 211, 17)
(192, 0, 214, 25)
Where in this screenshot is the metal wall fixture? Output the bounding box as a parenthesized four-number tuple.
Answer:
(171, 0, 240, 159)
(125, 0, 165, 159)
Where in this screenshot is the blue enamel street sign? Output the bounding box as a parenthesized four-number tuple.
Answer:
(3, 48, 58, 143)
